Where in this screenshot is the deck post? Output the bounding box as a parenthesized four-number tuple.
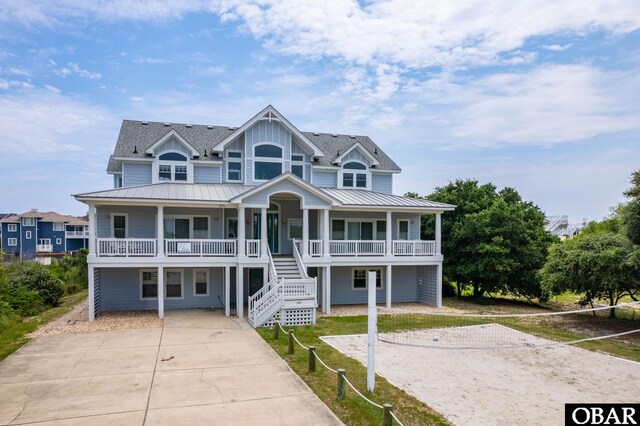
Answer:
(157, 205, 164, 257)
(273, 321, 280, 340)
(386, 264, 392, 309)
(308, 346, 316, 372)
(261, 207, 267, 257)
(288, 330, 295, 354)
(383, 404, 393, 426)
(88, 204, 96, 258)
(302, 208, 309, 256)
(386, 210, 392, 256)
(237, 265, 244, 318)
(325, 265, 331, 315)
(157, 266, 164, 319)
(88, 266, 95, 321)
(337, 369, 346, 401)
(322, 208, 330, 258)
(224, 266, 230, 317)
(435, 212, 441, 256)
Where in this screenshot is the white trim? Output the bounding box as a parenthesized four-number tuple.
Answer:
(53, 222, 65, 232)
(56, 237, 62, 245)
(39, 238, 51, 245)
(111, 213, 128, 238)
(145, 129, 199, 156)
(230, 173, 338, 207)
(226, 149, 243, 183)
(8, 237, 17, 246)
(25, 231, 32, 239)
(397, 219, 410, 241)
(193, 268, 209, 296)
(113, 157, 154, 163)
(140, 269, 159, 300)
(339, 167, 371, 190)
(226, 217, 238, 239)
(7, 224, 17, 232)
(22, 217, 36, 226)
(191, 160, 223, 165)
(163, 215, 211, 239)
(330, 217, 385, 241)
(211, 105, 324, 157)
(352, 267, 383, 290)
(165, 268, 184, 299)
(333, 142, 379, 167)
(253, 142, 284, 183)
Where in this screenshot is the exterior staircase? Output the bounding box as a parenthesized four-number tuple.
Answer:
(248, 247, 317, 328)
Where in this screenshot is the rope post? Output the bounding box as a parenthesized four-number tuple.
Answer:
(383, 404, 393, 426)
(273, 321, 280, 340)
(287, 329, 295, 355)
(308, 346, 316, 372)
(337, 369, 346, 401)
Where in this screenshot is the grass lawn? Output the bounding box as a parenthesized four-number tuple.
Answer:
(258, 300, 640, 425)
(0, 290, 87, 361)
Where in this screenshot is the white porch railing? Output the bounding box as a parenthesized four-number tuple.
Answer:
(66, 230, 89, 238)
(392, 240, 436, 256)
(165, 239, 236, 256)
(329, 240, 386, 256)
(246, 239, 261, 257)
(96, 238, 156, 257)
(36, 244, 53, 253)
(308, 240, 324, 257)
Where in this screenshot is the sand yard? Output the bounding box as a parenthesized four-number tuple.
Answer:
(322, 325, 640, 425)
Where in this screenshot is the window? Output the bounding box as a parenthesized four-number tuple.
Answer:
(159, 164, 172, 180)
(39, 238, 51, 245)
(8, 238, 17, 246)
(25, 231, 32, 239)
(398, 220, 409, 240)
(53, 222, 64, 231)
(165, 270, 183, 299)
(193, 217, 208, 239)
(356, 173, 367, 188)
(254, 144, 283, 181)
(348, 221, 373, 240)
(344, 161, 367, 170)
(194, 269, 209, 296)
(228, 162, 242, 181)
(353, 268, 382, 290)
(288, 219, 302, 240)
(113, 214, 127, 238)
(292, 164, 304, 179)
(22, 217, 35, 226)
(332, 220, 345, 240)
(227, 218, 238, 238)
(115, 175, 123, 188)
(174, 165, 187, 181)
(8, 224, 17, 232)
(341, 161, 369, 189)
(342, 173, 354, 187)
(159, 152, 187, 161)
(376, 221, 386, 240)
(141, 270, 158, 299)
(291, 154, 304, 162)
(227, 151, 242, 158)
(56, 238, 62, 245)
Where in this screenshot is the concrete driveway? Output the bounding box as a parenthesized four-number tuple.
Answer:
(0, 310, 341, 425)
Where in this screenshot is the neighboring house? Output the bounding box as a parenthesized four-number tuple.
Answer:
(74, 105, 454, 327)
(0, 213, 15, 251)
(0, 210, 89, 260)
(545, 215, 585, 240)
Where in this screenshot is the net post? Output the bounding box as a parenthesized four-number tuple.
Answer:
(383, 404, 393, 426)
(308, 346, 316, 372)
(287, 330, 294, 354)
(367, 270, 377, 392)
(337, 369, 346, 401)
(273, 321, 280, 340)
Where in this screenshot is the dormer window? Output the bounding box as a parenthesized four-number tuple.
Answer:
(254, 143, 283, 181)
(340, 161, 370, 190)
(156, 152, 191, 182)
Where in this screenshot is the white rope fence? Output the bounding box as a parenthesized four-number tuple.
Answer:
(275, 321, 403, 426)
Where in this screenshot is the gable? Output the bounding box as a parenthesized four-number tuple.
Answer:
(231, 174, 337, 208)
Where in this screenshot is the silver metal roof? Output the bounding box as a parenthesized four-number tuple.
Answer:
(320, 188, 455, 210)
(75, 183, 250, 202)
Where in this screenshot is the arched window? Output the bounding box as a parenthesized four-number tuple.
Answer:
(254, 144, 283, 181)
(159, 152, 187, 161)
(341, 161, 369, 189)
(157, 151, 189, 182)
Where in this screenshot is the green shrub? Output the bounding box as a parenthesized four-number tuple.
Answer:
(7, 262, 64, 307)
(7, 287, 44, 316)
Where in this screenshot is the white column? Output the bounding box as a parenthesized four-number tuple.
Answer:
(261, 207, 267, 256)
(302, 208, 309, 256)
(238, 207, 246, 257)
(88, 204, 96, 258)
(157, 205, 164, 257)
(436, 264, 443, 308)
(88, 266, 95, 321)
(435, 212, 442, 255)
(386, 265, 392, 308)
(323, 208, 330, 258)
(158, 266, 164, 319)
(237, 265, 244, 318)
(263, 266, 268, 286)
(386, 211, 392, 256)
(325, 265, 331, 315)
(224, 266, 230, 317)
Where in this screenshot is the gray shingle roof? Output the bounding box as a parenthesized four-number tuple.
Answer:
(107, 119, 400, 173)
(0, 211, 88, 225)
(74, 183, 250, 202)
(320, 188, 455, 210)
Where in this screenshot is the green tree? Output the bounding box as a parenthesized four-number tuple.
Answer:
(623, 169, 640, 245)
(540, 232, 640, 318)
(409, 180, 556, 299)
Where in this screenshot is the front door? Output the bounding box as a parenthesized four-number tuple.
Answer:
(253, 212, 279, 253)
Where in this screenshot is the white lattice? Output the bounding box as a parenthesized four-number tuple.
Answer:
(281, 308, 315, 326)
(418, 265, 437, 307)
(260, 311, 280, 328)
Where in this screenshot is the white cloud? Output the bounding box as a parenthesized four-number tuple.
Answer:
(189, 65, 226, 76)
(542, 43, 573, 51)
(53, 62, 101, 79)
(133, 57, 173, 64)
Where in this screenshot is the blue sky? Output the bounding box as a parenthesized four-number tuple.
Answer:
(1, 1, 639, 222)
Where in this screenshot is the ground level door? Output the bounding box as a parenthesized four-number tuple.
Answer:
(248, 268, 264, 296)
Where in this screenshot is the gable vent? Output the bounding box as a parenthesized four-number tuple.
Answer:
(163, 122, 170, 126)
(141, 121, 148, 125)
(207, 125, 214, 129)
(185, 124, 192, 128)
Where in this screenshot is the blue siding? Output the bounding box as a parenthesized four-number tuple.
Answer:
(391, 213, 420, 240)
(342, 149, 370, 166)
(20, 219, 37, 259)
(123, 162, 152, 187)
(329, 265, 418, 305)
(38, 222, 66, 252)
(371, 173, 393, 194)
(96, 206, 157, 238)
(313, 170, 338, 188)
(99, 267, 225, 311)
(1, 223, 20, 256)
(194, 165, 222, 183)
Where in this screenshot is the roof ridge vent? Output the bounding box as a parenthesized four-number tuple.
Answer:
(163, 122, 170, 126)
(207, 125, 214, 129)
(141, 121, 148, 125)
(313, 132, 319, 136)
(185, 124, 192, 128)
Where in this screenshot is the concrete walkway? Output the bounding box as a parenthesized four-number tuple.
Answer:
(0, 310, 342, 425)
